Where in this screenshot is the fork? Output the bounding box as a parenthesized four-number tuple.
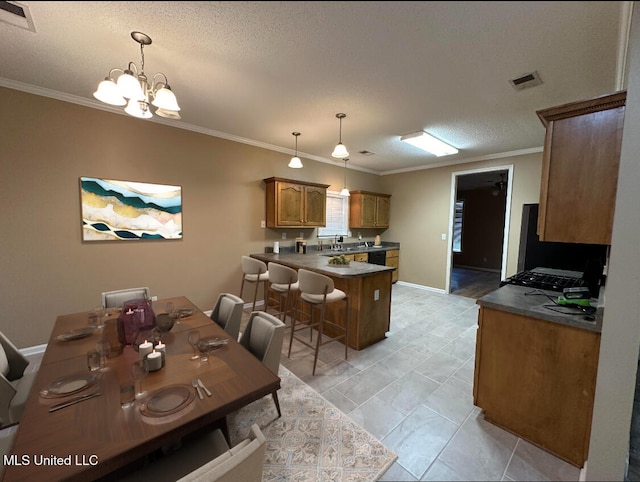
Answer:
(192, 378, 203, 400)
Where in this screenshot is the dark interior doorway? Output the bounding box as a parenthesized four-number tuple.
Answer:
(450, 169, 508, 299)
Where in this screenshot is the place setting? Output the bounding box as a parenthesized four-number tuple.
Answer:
(39, 371, 103, 413)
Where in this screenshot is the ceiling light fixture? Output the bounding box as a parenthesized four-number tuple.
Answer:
(400, 131, 458, 157)
(332, 113, 349, 159)
(288, 132, 303, 168)
(340, 158, 350, 197)
(93, 31, 181, 120)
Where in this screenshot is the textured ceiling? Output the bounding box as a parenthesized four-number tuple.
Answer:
(0, 1, 629, 175)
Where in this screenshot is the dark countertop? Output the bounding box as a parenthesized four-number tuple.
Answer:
(477, 284, 603, 333)
(250, 252, 395, 279)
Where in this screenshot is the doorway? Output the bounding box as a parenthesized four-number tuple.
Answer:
(445, 165, 513, 298)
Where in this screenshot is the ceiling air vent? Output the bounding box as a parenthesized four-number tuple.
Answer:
(0, 1, 36, 32)
(509, 71, 543, 91)
(358, 150, 375, 156)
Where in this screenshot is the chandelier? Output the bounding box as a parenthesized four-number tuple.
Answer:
(93, 31, 181, 120)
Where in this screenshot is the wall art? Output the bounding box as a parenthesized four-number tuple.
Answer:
(80, 177, 182, 241)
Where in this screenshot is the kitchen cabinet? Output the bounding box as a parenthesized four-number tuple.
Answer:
(264, 177, 329, 228)
(349, 191, 391, 229)
(536, 91, 625, 245)
(385, 249, 399, 283)
(354, 253, 368, 262)
(473, 305, 600, 467)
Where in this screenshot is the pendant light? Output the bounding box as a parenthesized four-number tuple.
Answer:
(288, 132, 303, 168)
(340, 158, 350, 197)
(332, 113, 349, 159)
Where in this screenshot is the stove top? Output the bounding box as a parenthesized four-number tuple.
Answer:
(501, 269, 587, 292)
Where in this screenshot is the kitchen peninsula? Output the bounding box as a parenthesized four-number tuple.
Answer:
(250, 252, 394, 350)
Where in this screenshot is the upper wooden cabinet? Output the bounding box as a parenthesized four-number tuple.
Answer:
(349, 191, 391, 229)
(264, 177, 329, 228)
(536, 91, 626, 245)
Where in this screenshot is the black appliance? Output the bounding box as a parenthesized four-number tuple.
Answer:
(505, 204, 608, 296)
(501, 269, 587, 292)
(368, 250, 386, 266)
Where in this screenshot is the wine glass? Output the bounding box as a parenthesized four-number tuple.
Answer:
(131, 360, 149, 399)
(155, 313, 175, 342)
(187, 330, 200, 360)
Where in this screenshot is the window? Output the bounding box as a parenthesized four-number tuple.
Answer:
(453, 200, 464, 253)
(318, 191, 349, 237)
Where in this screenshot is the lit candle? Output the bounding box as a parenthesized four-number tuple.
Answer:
(139, 340, 153, 362)
(155, 342, 166, 367)
(146, 350, 162, 372)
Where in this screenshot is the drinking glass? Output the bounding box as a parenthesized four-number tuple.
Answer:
(131, 360, 149, 399)
(96, 340, 110, 371)
(187, 330, 200, 360)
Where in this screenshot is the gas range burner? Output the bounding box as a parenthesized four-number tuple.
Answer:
(501, 270, 587, 292)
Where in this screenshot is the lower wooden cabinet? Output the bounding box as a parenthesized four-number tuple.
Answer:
(354, 253, 368, 262)
(385, 249, 399, 283)
(473, 306, 600, 467)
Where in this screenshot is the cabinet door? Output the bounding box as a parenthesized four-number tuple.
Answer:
(303, 186, 327, 226)
(360, 194, 377, 227)
(354, 253, 368, 262)
(276, 183, 304, 226)
(537, 92, 625, 244)
(376, 196, 391, 228)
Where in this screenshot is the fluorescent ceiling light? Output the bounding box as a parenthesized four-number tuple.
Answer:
(400, 131, 458, 157)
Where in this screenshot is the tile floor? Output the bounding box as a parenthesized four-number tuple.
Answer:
(276, 283, 582, 481)
(14, 284, 582, 481)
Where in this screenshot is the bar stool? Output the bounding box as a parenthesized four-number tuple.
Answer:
(288, 269, 349, 375)
(265, 262, 299, 327)
(240, 256, 269, 312)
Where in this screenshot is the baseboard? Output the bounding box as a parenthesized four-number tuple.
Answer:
(396, 281, 446, 294)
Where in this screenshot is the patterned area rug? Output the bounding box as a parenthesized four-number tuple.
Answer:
(227, 366, 397, 481)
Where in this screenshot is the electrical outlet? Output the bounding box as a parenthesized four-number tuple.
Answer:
(282, 232, 287, 240)
(261, 220, 266, 228)
(299, 232, 304, 239)
(151, 296, 158, 302)
(374, 289, 380, 301)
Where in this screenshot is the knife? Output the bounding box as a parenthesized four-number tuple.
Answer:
(49, 391, 101, 412)
(197, 379, 212, 397)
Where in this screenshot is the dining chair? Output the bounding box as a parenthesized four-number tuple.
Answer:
(0, 430, 16, 477)
(289, 269, 349, 375)
(209, 293, 244, 341)
(118, 424, 266, 482)
(101, 287, 151, 309)
(0, 330, 37, 428)
(240, 256, 269, 312)
(238, 311, 285, 417)
(265, 262, 298, 327)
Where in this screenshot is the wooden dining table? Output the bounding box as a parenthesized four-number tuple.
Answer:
(1, 297, 280, 482)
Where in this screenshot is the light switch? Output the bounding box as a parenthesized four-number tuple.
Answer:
(441, 233, 447, 240)
(374, 289, 380, 301)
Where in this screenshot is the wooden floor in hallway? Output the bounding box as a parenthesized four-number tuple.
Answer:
(450, 267, 502, 299)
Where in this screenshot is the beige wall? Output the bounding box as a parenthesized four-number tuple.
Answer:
(0, 86, 542, 349)
(0, 87, 383, 347)
(379, 153, 542, 290)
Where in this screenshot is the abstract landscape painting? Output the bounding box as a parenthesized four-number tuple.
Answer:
(80, 177, 182, 241)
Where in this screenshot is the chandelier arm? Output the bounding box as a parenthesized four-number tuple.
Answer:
(126, 62, 139, 76)
(151, 72, 170, 91)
